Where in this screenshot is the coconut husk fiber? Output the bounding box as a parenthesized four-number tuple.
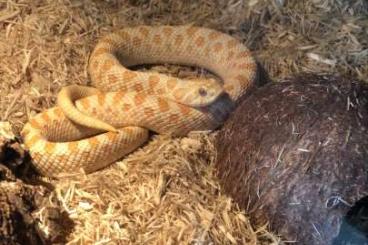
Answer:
(215, 74, 368, 244)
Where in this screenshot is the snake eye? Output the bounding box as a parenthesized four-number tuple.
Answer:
(198, 88, 207, 97)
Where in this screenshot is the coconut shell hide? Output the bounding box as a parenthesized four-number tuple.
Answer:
(215, 74, 368, 244)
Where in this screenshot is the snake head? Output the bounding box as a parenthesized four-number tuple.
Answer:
(181, 78, 224, 107)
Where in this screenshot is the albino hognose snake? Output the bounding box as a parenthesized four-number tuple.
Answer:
(21, 25, 257, 178)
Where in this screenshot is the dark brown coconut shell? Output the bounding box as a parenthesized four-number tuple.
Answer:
(215, 74, 368, 244)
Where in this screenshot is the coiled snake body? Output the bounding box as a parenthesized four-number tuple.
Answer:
(21, 25, 257, 178)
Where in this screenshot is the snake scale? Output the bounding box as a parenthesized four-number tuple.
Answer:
(21, 25, 257, 178)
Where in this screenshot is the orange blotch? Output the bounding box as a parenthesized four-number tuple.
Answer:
(100, 59, 115, 73)
(146, 88, 155, 95)
(144, 107, 155, 118)
(175, 34, 183, 46)
(195, 36, 205, 47)
(187, 44, 193, 53)
(106, 131, 117, 141)
(236, 50, 251, 59)
(213, 42, 223, 53)
(107, 74, 119, 84)
(148, 75, 160, 89)
(153, 34, 162, 45)
(208, 31, 221, 40)
(157, 98, 170, 112)
(53, 107, 64, 117)
(54, 155, 64, 165)
(204, 46, 211, 56)
(29, 118, 42, 129)
(91, 60, 99, 70)
(224, 84, 234, 91)
(227, 39, 238, 48)
(106, 107, 113, 113)
(123, 127, 134, 135)
(167, 78, 178, 90)
(163, 26, 173, 36)
(67, 141, 79, 152)
(92, 47, 109, 57)
(186, 26, 199, 36)
(25, 135, 41, 147)
(97, 93, 106, 106)
(138, 26, 149, 37)
(122, 70, 138, 81)
(236, 74, 248, 82)
(45, 142, 56, 154)
(79, 98, 90, 111)
(178, 104, 191, 116)
(122, 103, 132, 112)
(88, 137, 99, 147)
(237, 62, 255, 70)
(235, 74, 250, 87)
(41, 113, 51, 123)
(246, 62, 258, 69)
(133, 36, 142, 46)
(96, 71, 103, 82)
(173, 88, 185, 101)
(134, 83, 144, 92)
(134, 94, 146, 105)
(169, 113, 180, 122)
(119, 84, 128, 93)
(145, 43, 152, 51)
(227, 51, 235, 60)
(113, 91, 126, 104)
(156, 88, 166, 94)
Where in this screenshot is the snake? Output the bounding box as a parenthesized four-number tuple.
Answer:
(21, 25, 257, 178)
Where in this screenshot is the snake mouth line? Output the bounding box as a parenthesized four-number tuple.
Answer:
(197, 91, 227, 108)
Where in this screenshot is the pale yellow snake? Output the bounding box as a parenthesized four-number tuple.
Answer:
(21, 25, 257, 178)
